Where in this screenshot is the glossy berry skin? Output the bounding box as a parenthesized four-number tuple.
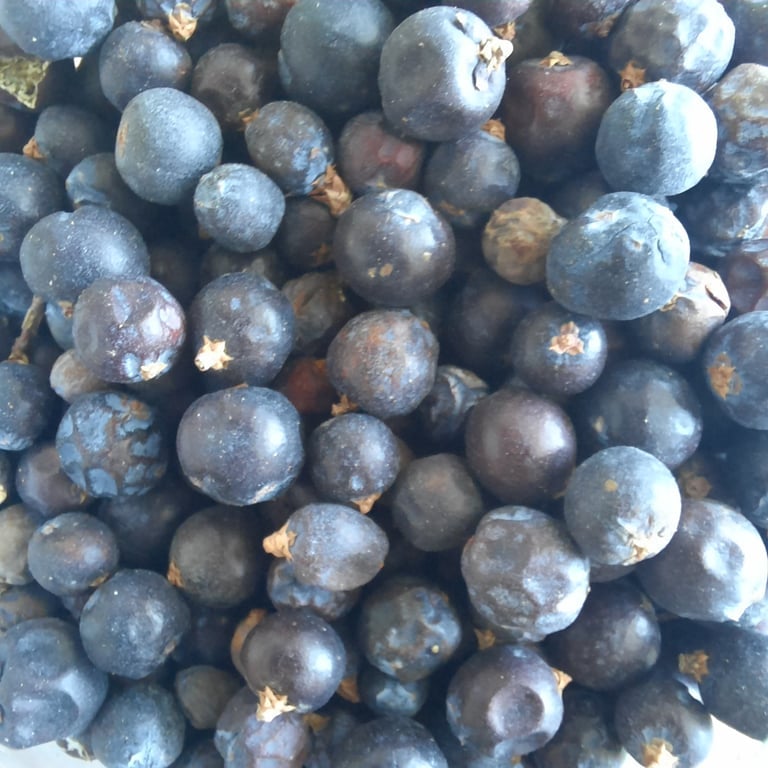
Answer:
(20, 206, 150, 305)
(98, 20, 192, 111)
(595, 80, 717, 196)
(358, 576, 463, 682)
(332, 716, 448, 768)
(244, 100, 333, 196)
(174, 664, 241, 731)
(193, 164, 285, 253)
(278, 0, 395, 118)
(332, 189, 455, 307)
(0, 618, 108, 749)
(462, 507, 590, 642)
(238, 608, 346, 720)
(546, 192, 690, 321)
(263, 502, 389, 591)
(167, 506, 264, 609)
(446, 644, 563, 759)
(637, 498, 768, 623)
(89, 682, 187, 768)
(326, 309, 439, 419)
(545, 581, 661, 691)
(574, 358, 703, 469)
(309, 413, 400, 510)
(27, 511, 119, 597)
(564, 446, 682, 566)
(358, 664, 429, 718)
(703, 311, 768, 429)
(0, 153, 64, 262)
(0, 0, 116, 60)
(56, 391, 167, 498)
(337, 110, 426, 196)
(72, 275, 186, 384)
(379, 6, 510, 141)
(510, 301, 608, 397)
(502, 52, 615, 185)
(176, 386, 304, 506)
(0, 361, 56, 452)
(189, 271, 295, 389)
(79, 568, 191, 679)
(115, 87, 223, 205)
(613, 673, 713, 768)
(464, 387, 576, 506)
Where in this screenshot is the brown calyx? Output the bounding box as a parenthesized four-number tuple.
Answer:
(22, 135, 43, 160)
(619, 60, 647, 91)
(493, 21, 516, 41)
(678, 470, 712, 501)
(354, 493, 381, 515)
(540, 51, 572, 68)
(166, 560, 184, 588)
(473, 627, 497, 651)
(707, 353, 741, 399)
(140, 360, 169, 381)
(168, 3, 198, 42)
(551, 667, 572, 693)
(337, 675, 361, 704)
(477, 37, 514, 76)
(262, 522, 297, 560)
(256, 686, 297, 722)
(195, 335, 234, 372)
(549, 321, 585, 356)
(230, 608, 267, 675)
(7, 295, 45, 364)
(482, 118, 506, 142)
(331, 392, 358, 416)
(642, 738, 679, 768)
(309, 164, 352, 217)
(678, 651, 709, 683)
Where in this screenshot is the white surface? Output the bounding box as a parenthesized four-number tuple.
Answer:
(1, 717, 767, 766)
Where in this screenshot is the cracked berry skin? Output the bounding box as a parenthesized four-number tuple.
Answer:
(0, 617, 108, 749)
(55, 391, 168, 498)
(72, 275, 186, 384)
(79, 568, 191, 679)
(703, 310, 768, 429)
(188, 271, 295, 389)
(332, 188, 456, 307)
(563, 446, 682, 567)
(115, 87, 223, 205)
(238, 608, 346, 718)
(378, 6, 510, 141)
(462, 506, 590, 642)
(446, 643, 563, 759)
(546, 192, 690, 321)
(326, 309, 439, 420)
(176, 386, 304, 506)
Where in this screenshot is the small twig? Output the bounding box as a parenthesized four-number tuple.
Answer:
(7, 295, 45, 363)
